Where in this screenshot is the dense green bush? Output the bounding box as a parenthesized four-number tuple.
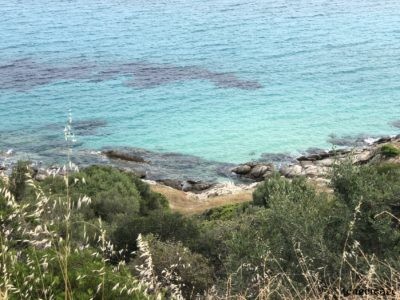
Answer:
(40, 165, 168, 224)
(220, 162, 400, 293)
(331, 162, 400, 257)
(73, 166, 142, 221)
(112, 210, 200, 256)
(201, 202, 252, 221)
(225, 181, 338, 290)
(380, 144, 400, 158)
(130, 175, 169, 215)
(253, 173, 316, 207)
(191, 219, 237, 276)
(1, 164, 167, 299)
(375, 162, 400, 176)
(2, 160, 400, 298)
(134, 235, 214, 298)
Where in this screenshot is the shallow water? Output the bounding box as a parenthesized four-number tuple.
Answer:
(1, 0, 400, 168)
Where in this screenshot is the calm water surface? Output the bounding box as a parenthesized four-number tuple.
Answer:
(1, 0, 400, 166)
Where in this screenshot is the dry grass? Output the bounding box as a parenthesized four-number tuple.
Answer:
(150, 183, 253, 215)
(150, 178, 335, 216)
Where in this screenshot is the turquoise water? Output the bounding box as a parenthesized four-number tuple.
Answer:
(1, 0, 400, 165)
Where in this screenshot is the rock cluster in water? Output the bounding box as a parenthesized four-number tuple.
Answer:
(231, 162, 275, 181)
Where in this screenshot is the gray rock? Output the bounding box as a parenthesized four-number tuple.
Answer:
(133, 170, 146, 178)
(375, 137, 392, 144)
(232, 163, 274, 181)
(353, 150, 375, 164)
(183, 180, 213, 192)
(157, 179, 182, 190)
(328, 149, 351, 156)
(300, 160, 314, 167)
(232, 164, 251, 175)
(314, 158, 335, 167)
(297, 152, 331, 161)
(249, 164, 274, 180)
(103, 150, 148, 163)
(303, 165, 326, 177)
(279, 164, 303, 178)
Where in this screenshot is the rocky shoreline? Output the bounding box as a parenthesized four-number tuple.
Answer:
(118, 135, 400, 201)
(229, 136, 400, 192)
(1, 135, 400, 202)
(102, 135, 400, 199)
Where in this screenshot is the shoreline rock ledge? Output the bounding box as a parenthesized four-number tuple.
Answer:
(232, 136, 400, 183)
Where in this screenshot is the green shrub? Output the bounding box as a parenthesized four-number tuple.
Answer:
(112, 210, 200, 257)
(228, 180, 337, 287)
(331, 162, 400, 258)
(380, 144, 400, 158)
(134, 235, 214, 298)
(40, 165, 168, 223)
(201, 202, 251, 221)
(229, 167, 400, 292)
(3, 158, 400, 298)
(375, 162, 400, 175)
(72, 166, 142, 221)
(253, 173, 315, 207)
(129, 174, 169, 214)
(191, 219, 237, 275)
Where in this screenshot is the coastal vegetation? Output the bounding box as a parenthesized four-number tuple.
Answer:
(3, 1, 400, 299)
(380, 144, 400, 158)
(1, 156, 400, 298)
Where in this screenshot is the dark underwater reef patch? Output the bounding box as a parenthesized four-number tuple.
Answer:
(73, 119, 108, 136)
(0, 58, 97, 91)
(0, 59, 262, 91)
(119, 63, 263, 90)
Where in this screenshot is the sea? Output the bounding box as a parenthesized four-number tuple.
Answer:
(1, 0, 400, 180)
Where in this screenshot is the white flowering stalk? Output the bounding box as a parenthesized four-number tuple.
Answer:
(160, 263, 185, 300)
(64, 111, 77, 172)
(136, 234, 160, 295)
(338, 197, 363, 294)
